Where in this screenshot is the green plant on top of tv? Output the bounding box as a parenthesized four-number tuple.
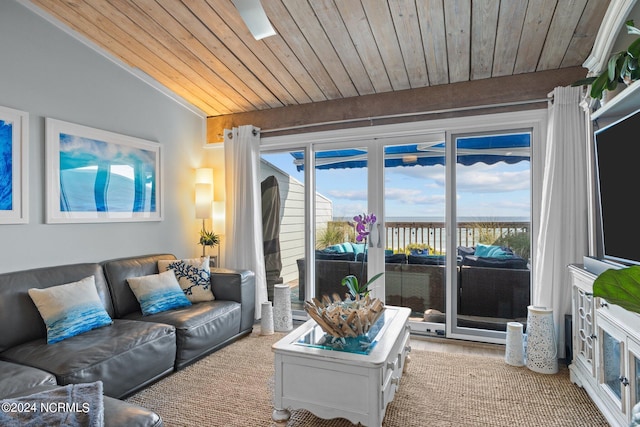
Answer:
(572, 20, 640, 100)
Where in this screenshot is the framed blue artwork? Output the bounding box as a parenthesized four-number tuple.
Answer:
(0, 105, 28, 224)
(45, 118, 162, 223)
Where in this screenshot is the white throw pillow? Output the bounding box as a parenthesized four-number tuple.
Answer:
(157, 257, 214, 303)
(127, 270, 192, 315)
(28, 276, 113, 344)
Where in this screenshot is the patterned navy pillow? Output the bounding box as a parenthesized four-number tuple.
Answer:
(157, 257, 213, 302)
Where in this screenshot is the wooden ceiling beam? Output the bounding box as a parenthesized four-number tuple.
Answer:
(206, 66, 587, 143)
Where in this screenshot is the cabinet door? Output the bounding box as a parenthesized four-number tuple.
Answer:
(573, 285, 596, 376)
(629, 338, 640, 421)
(598, 314, 627, 415)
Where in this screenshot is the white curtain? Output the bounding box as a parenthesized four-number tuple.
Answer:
(533, 86, 589, 358)
(224, 125, 268, 319)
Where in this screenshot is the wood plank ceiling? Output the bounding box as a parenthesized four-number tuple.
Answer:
(29, 0, 608, 120)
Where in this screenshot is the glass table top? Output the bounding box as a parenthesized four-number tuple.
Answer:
(295, 307, 397, 355)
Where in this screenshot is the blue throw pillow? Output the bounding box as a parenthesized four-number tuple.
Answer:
(323, 244, 345, 253)
(28, 276, 113, 344)
(474, 244, 512, 258)
(474, 243, 493, 257)
(127, 270, 192, 315)
(410, 248, 430, 256)
(351, 243, 366, 257)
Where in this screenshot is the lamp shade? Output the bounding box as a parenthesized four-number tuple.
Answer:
(195, 183, 212, 219)
(213, 201, 225, 234)
(195, 168, 214, 220)
(195, 168, 213, 185)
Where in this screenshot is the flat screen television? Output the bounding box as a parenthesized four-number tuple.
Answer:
(594, 107, 640, 266)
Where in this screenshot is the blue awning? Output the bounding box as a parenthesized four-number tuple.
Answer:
(291, 133, 530, 171)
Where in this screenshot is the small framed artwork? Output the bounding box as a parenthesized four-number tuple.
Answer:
(0, 105, 29, 224)
(45, 118, 162, 223)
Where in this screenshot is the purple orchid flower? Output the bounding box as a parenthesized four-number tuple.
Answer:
(342, 212, 382, 298)
(353, 213, 376, 242)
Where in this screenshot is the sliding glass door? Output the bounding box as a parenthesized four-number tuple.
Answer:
(449, 130, 532, 341)
(381, 135, 447, 336)
(261, 110, 543, 341)
(259, 150, 307, 312)
(312, 146, 370, 303)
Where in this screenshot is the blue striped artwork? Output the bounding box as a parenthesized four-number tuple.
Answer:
(58, 132, 157, 213)
(0, 120, 13, 211)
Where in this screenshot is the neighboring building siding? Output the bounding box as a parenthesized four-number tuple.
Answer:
(260, 160, 332, 285)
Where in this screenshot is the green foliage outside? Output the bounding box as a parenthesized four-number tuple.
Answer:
(403, 243, 437, 255)
(491, 231, 530, 261)
(316, 221, 354, 249)
(315, 220, 529, 260)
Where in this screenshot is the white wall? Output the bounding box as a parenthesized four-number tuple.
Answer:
(0, 1, 210, 273)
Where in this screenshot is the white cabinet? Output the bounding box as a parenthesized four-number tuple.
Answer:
(569, 265, 640, 426)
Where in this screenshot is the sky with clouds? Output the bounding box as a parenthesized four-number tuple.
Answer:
(262, 149, 530, 221)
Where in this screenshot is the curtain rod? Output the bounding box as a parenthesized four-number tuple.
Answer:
(260, 98, 548, 134)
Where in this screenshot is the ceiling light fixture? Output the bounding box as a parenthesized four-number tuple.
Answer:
(232, 0, 277, 40)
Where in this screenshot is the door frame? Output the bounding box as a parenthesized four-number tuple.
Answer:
(261, 109, 548, 342)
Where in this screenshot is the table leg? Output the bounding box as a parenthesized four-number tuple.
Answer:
(272, 408, 291, 423)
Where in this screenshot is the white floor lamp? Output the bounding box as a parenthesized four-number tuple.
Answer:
(195, 168, 213, 258)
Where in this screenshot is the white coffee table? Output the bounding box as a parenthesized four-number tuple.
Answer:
(272, 305, 411, 426)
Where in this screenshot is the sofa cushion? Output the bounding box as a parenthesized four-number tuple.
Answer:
(0, 361, 57, 399)
(0, 263, 113, 353)
(158, 257, 213, 303)
(356, 252, 407, 264)
(408, 254, 446, 265)
(127, 270, 192, 316)
(124, 300, 242, 369)
(457, 246, 475, 257)
(461, 255, 528, 269)
(321, 242, 365, 256)
(102, 254, 177, 318)
(323, 243, 346, 253)
(27, 275, 113, 344)
(315, 251, 355, 261)
(0, 319, 176, 399)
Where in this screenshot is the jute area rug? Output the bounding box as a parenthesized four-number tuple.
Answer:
(126, 328, 608, 427)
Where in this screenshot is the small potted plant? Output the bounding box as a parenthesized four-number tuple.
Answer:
(198, 229, 220, 257)
(573, 20, 640, 100)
